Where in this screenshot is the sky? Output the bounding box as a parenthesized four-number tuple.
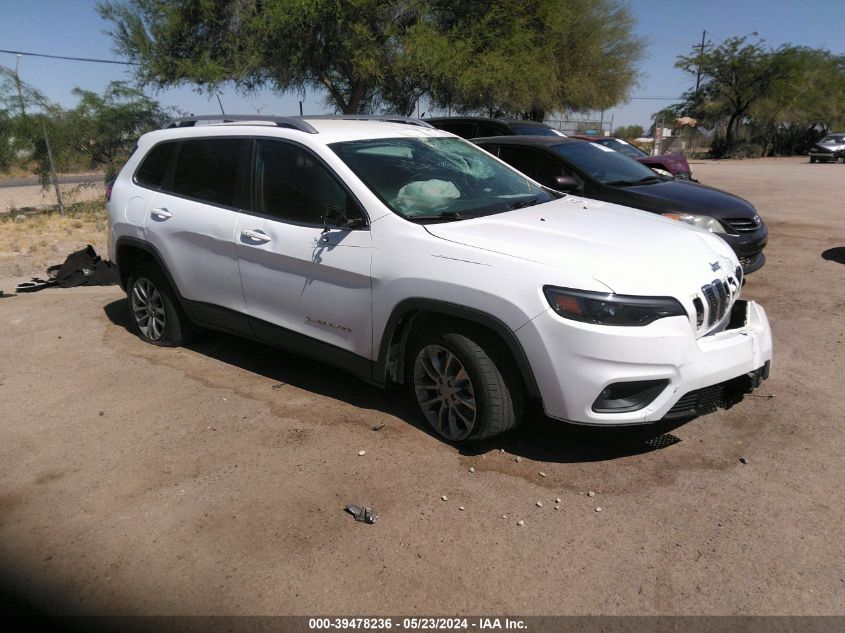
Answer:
(1, 0, 844, 131)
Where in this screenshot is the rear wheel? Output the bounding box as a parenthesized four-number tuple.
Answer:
(127, 262, 195, 347)
(809, 156, 817, 163)
(408, 330, 523, 442)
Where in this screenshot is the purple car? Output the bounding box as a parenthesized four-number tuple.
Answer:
(571, 135, 694, 181)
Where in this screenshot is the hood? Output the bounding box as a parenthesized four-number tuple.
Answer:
(619, 179, 757, 219)
(424, 196, 738, 296)
(637, 154, 690, 173)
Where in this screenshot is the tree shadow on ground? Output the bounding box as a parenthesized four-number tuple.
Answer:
(104, 298, 692, 464)
(821, 247, 845, 264)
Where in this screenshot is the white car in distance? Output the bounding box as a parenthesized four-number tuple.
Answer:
(107, 115, 773, 443)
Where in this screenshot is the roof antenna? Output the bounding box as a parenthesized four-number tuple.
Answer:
(216, 94, 226, 115)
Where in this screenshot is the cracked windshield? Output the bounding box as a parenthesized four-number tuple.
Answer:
(331, 137, 555, 222)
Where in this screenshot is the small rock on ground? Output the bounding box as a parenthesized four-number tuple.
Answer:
(441, 495, 448, 501)
(517, 520, 525, 526)
(358, 450, 366, 456)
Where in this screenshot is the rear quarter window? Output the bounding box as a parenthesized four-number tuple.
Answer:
(135, 141, 177, 188)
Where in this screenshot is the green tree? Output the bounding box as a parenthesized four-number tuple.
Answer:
(750, 46, 845, 155)
(613, 124, 644, 140)
(665, 37, 845, 157)
(97, 0, 644, 117)
(676, 35, 776, 156)
(66, 81, 174, 179)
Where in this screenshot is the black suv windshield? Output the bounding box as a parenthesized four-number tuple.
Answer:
(553, 142, 659, 186)
(330, 137, 553, 221)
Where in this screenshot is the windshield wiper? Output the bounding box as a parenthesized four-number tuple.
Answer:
(605, 176, 660, 187)
(509, 197, 538, 210)
(404, 211, 466, 223)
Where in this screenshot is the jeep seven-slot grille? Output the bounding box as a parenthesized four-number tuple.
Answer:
(701, 279, 730, 326)
(723, 217, 759, 232)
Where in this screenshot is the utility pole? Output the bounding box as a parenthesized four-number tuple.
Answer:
(14, 54, 26, 117)
(694, 30, 707, 96)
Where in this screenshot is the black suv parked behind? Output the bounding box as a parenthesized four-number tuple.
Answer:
(473, 136, 767, 274)
(426, 116, 564, 138)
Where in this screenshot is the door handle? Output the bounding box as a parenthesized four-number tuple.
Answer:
(241, 229, 272, 243)
(151, 207, 172, 219)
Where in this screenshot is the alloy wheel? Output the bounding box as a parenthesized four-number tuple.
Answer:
(131, 277, 166, 341)
(413, 344, 477, 441)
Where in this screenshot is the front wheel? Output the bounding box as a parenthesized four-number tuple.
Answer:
(809, 156, 817, 163)
(408, 331, 523, 442)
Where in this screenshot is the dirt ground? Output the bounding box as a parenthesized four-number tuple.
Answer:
(0, 207, 108, 279)
(0, 156, 843, 617)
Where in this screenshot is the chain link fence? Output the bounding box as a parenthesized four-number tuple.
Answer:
(0, 111, 133, 215)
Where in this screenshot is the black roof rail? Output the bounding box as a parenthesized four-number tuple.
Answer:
(303, 115, 434, 128)
(165, 115, 318, 134)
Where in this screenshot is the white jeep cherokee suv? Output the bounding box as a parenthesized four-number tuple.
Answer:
(107, 115, 772, 443)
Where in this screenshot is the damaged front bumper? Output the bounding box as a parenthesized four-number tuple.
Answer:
(516, 299, 773, 426)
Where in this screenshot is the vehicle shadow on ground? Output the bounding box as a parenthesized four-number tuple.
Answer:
(821, 246, 845, 264)
(104, 299, 690, 464)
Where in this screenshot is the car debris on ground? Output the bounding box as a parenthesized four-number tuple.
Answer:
(345, 504, 378, 524)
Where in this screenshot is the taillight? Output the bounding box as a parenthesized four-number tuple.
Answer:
(105, 180, 115, 201)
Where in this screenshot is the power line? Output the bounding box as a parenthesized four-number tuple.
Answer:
(0, 48, 137, 66)
(2, 47, 684, 102)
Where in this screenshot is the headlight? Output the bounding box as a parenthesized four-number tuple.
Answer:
(543, 286, 686, 326)
(662, 212, 726, 234)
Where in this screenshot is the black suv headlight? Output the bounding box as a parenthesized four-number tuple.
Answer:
(543, 286, 686, 326)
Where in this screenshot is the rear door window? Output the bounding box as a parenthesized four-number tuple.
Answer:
(169, 138, 248, 208)
(475, 122, 508, 137)
(434, 121, 478, 139)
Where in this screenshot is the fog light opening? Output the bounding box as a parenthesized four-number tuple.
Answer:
(592, 379, 670, 413)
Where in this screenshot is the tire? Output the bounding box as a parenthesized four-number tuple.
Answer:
(407, 330, 523, 442)
(809, 156, 817, 163)
(127, 262, 195, 347)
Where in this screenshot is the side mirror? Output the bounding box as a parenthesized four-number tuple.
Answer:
(322, 205, 365, 233)
(553, 175, 579, 192)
